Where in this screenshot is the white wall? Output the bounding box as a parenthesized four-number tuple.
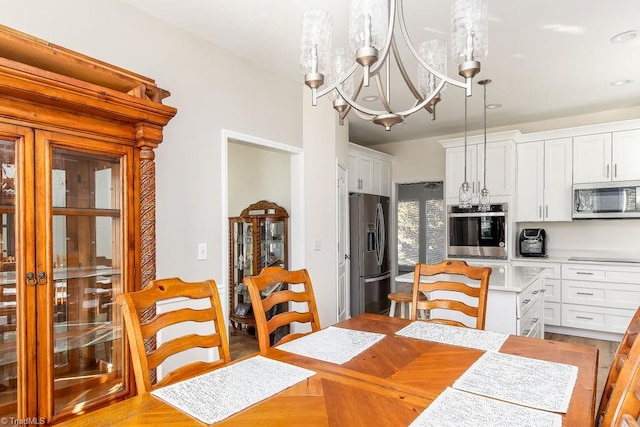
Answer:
(227, 142, 291, 217)
(0, 2, 307, 301)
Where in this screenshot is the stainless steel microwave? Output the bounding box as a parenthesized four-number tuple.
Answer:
(447, 203, 508, 259)
(572, 180, 640, 219)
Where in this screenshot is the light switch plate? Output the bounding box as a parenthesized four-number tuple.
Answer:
(197, 243, 208, 260)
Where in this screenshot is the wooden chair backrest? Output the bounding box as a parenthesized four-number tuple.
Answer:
(244, 266, 321, 353)
(598, 306, 640, 425)
(602, 328, 640, 427)
(116, 277, 230, 394)
(411, 260, 492, 329)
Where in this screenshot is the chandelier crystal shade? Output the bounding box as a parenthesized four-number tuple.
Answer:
(301, 0, 488, 131)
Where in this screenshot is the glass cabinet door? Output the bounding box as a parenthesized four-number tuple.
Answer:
(261, 219, 285, 268)
(0, 136, 20, 419)
(36, 132, 130, 421)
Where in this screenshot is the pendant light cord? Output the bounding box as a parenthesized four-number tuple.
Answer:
(464, 93, 468, 183)
(483, 83, 487, 188)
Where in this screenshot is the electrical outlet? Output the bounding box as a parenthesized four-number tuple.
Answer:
(197, 243, 207, 260)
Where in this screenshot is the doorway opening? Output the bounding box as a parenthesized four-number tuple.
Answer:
(396, 181, 445, 275)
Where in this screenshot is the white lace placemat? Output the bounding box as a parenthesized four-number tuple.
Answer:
(409, 387, 562, 427)
(395, 321, 509, 352)
(276, 326, 386, 364)
(453, 351, 578, 413)
(151, 355, 315, 424)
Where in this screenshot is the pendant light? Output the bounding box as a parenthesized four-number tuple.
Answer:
(478, 79, 491, 212)
(458, 91, 472, 209)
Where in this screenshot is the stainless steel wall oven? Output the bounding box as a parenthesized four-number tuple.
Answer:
(447, 203, 508, 259)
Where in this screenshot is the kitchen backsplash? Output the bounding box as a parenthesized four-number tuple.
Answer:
(516, 220, 640, 255)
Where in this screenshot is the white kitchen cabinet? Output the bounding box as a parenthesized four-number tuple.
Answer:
(516, 138, 572, 221)
(560, 263, 640, 334)
(373, 157, 391, 197)
(573, 129, 640, 184)
(444, 140, 513, 202)
(348, 150, 373, 193)
(348, 143, 392, 196)
(485, 274, 544, 338)
(513, 261, 562, 326)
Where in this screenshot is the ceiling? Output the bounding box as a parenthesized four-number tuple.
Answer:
(119, 0, 640, 146)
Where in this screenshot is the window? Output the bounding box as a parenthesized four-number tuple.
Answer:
(397, 182, 445, 274)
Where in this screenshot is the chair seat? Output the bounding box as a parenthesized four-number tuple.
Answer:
(388, 292, 428, 319)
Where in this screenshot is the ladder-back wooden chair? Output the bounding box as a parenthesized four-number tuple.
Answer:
(598, 306, 640, 426)
(411, 260, 492, 329)
(116, 277, 231, 394)
(244, 266, 321, 353)
(601, 329, 640, 426)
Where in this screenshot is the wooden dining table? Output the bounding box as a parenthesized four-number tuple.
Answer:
(57, 313, 598, 426)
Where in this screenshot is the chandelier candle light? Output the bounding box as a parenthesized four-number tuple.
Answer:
(478, 78, 491, 212)
(300, 0, 488, 131)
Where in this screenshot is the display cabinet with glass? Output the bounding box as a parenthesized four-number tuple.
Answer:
(0, 25, 176, 423)
(228, 201, 288, 329)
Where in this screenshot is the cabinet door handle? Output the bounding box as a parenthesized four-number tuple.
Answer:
(576, 291, 594, 296)
(37, 271, 48, 285)
(538, 206, 542, 219)
(576, 271, 594, 275)
(531, 317, 539, 324)
(522, 298, 531, 305)
(607, 164, 610, 178)
(532, 290, 539, 295)
(615, 163, 618, 178)
(545, 205, 549, 218)
(523, 329, 531, 335)
(577, 315, 593, 320)
(540, 288, 546, 293)
(26, 272, 37, 286)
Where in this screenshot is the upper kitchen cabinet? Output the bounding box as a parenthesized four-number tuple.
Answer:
(441, 132, 519, 204)
(348, 143, 393, 197)
(573, 129, 640, 184)
(516, 138, 573, 222)
(0, 26, 176, 422)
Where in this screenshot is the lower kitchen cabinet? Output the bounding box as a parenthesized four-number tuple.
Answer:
(484, 268, 545, 338)
(560, 263, 640, 334)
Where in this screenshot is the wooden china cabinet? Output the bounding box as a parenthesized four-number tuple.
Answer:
(228, 201, 288, 330)
(0, 26, 176, 422)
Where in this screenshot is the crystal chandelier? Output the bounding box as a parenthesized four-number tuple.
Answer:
(478, 78, 491, 212)
(300, 0, 488, 131)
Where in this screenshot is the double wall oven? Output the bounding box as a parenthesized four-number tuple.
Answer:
(447, 203, 508, 259)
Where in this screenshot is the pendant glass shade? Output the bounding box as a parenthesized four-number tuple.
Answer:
(478, 188, 490, 211)
(418, 39, 447, 99)
(451, 0, 488, 64)
(329, 48, 354, 102)
(300, 10, 333, 76)
(459, 181, 472, 209)
(349, 0, 388, 52)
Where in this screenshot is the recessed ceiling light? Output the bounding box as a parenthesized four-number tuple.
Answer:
(610, 79, 633, 86)
(362, 95, 379, 102)
(486, 104, 502, 110)
(610, 30, 638, 43)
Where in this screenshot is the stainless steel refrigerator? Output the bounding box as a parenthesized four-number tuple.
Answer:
(349, 193, 390, 316)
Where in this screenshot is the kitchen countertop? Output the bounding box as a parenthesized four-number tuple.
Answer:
(513, 250, 640, 266)
(395, 263, 544, 293)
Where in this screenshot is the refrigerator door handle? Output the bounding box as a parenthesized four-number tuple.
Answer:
(375, 202, 385, 267)
(364, 273, 391, 283)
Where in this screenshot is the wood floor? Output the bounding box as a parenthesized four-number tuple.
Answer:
(229, 327, 617, 411)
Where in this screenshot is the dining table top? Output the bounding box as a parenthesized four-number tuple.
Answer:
(57, 313, 599, 426)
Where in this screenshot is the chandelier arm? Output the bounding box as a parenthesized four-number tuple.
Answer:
(315, 62, 360, 99)
(394, 79, 446, 117)
(339, 73, 366, 121)
(368, 0, 397, 76)
(396, 0, 470, 93)
(390, 36, 433, 114)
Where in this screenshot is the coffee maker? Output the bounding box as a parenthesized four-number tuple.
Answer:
(519, 228, 546, 257)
